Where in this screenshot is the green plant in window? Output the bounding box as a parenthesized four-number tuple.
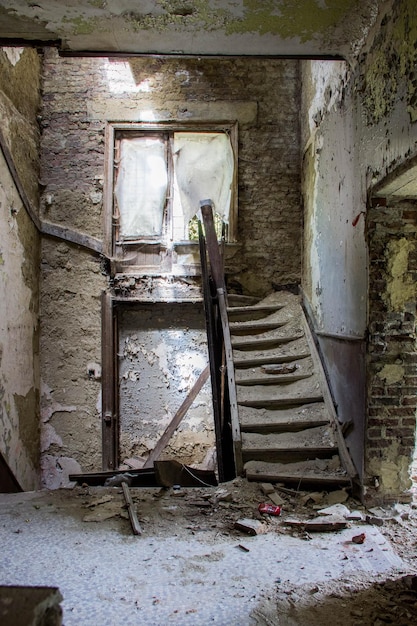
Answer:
(189, 212, 223, 241)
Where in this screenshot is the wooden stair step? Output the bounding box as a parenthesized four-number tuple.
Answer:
(238, 396, 324, 409)
(241, 426, 338, 463)
(235, 357, 314, 385)
(227, 304, 284, 322)
(227, 294, 260, 307)
(230, 321, 288, 335)
(233, 337, 311, 367)
(234, 352, 311, 368)
(244, 459, 351, 487)
(236, 373, 312, 386)
(237, 377, 323, 407)
(232, 333, 304, 351)
(239, 403, 332, 433)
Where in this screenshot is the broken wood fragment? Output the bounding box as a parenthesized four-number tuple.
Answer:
(122, 482, 142, 536)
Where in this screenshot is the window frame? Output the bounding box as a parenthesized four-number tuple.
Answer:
(104, 121, 238, 259)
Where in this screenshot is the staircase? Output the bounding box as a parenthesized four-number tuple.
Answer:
(227, 291, 357, 489)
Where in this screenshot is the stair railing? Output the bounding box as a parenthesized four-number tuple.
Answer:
(198, 200, 242, 480)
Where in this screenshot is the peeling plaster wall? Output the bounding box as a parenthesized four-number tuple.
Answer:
(0, 48, 41, 490)
(119, 304, 213, 465)
(301, 0, 417, 501)
(40, 240, 106, 488)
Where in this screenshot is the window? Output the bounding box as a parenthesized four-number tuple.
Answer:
(105, 122, 237, 259)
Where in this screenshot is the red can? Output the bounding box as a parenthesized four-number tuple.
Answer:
(258, 502, 281, 516)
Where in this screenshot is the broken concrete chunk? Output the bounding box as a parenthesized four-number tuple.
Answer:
(317, 504, 350, 517)
(322, 489, 349, 505)
(300, 492, 324, 506)
(234, 518, 266, 535)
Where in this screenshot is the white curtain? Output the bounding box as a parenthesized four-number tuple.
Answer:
(173, 132, 234, 224)
(114, 137, 168, 238)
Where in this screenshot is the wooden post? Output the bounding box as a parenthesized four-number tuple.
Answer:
(101, 291, 118, 470)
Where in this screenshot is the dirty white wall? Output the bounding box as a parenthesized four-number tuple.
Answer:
(301, 0, 417, 501)
(0, 47, 41, 490)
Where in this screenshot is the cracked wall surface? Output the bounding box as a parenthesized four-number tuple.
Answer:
(0, 48, 41, 490)
(301, 0, 417, 502)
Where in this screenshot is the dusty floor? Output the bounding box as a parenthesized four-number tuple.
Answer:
(1, 476, 417, 625)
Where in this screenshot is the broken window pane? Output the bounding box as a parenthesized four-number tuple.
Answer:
(114, 137, 168, 238)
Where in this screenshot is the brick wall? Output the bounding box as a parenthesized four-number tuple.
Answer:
(366, 199, 417, 501)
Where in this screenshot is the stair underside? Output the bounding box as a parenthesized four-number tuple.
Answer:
(228, 291, 355, 490)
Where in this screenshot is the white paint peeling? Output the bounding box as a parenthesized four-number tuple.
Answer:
(2, 47, 24, 66)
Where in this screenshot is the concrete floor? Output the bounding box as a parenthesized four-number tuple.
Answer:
(0, 486, 411, 626)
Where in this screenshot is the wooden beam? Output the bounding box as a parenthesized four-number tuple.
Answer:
(143, 365, 210, 469)
(41, 221, 103, 254)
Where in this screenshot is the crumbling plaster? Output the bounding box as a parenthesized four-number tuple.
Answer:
(0, 0, 386, 59)
(0, 48, 41, 490)
(301, 0, 417, 501)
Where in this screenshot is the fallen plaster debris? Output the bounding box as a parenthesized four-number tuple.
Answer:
(234, 518, 267, 535)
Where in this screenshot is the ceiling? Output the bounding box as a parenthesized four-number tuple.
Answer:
(0, 0, 389, 60)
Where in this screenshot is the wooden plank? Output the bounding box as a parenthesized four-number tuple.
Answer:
(143, 365, 210, 469)
(122, 482, 142, 535)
